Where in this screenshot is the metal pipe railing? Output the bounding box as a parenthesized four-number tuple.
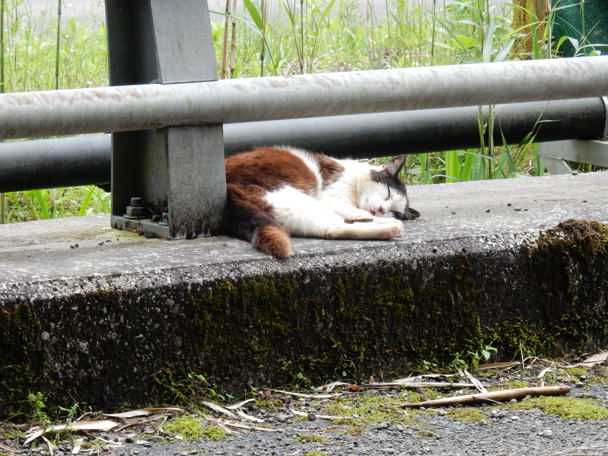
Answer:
(1, 98, 605, 192)
(0, 57, 607, 140)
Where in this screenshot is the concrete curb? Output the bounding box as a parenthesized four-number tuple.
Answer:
(1, 172, 607, 416)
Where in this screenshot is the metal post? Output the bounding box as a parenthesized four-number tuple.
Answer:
(105, 0, 225, 239)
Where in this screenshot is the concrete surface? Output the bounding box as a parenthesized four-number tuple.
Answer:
(1, 172, 607, 414)
(2, 172, 607, 286)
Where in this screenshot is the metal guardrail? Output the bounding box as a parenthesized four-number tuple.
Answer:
(1, 98, 606, 193)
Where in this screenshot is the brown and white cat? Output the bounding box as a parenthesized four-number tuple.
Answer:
(223, 146, 420, 258)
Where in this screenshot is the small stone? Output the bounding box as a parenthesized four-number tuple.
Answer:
(538, 429, 553, 437)
(510, 415, 520, 421)
(276, 413, 291, 422)
(381, 448, 396, 454)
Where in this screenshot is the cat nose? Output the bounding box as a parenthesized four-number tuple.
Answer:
(378, 207, 386, 214)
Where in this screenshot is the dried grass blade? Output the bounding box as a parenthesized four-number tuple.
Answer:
(71, 438, 83, 455)
(461, 369, 487, 393)
(576, 351, 608, 367)
(42, 435, 54, 456)
(270, 389, 338, 399)
(289, 409, 343, 420)
(314, 381, 350, 393)
(106, 407, 181, 419)
(202, 401, 238, 419)
(25, 420, 120, 445)
(401, 385, 571, 408)
(226, 398, 256, 410)
(236, 409, 264, 423)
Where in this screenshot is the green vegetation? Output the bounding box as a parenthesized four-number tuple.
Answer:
(162, 415, 227, 441)
(446, 407, 487, 423)
(1, 0, 606, 222)
(295, 434, 329, 443)
(512, 396, 608, 420)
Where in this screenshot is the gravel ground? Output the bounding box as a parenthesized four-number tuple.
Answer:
(3, 360, 608, 456)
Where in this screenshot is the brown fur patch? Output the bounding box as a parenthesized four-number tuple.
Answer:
(252, 225, 292, 258)
(313, 153, 345, 188)
(225, 147, 318, 195)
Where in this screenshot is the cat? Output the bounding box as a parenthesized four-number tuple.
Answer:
(223, 146, 420, 258)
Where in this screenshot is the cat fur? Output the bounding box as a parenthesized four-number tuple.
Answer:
(223, 146, 420, 258)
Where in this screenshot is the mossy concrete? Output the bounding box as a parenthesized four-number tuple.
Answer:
(1, 172, 607, 418)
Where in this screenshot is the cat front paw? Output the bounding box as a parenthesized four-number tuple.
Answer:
(374, 219, 404, 239)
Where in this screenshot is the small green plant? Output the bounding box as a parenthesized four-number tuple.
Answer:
(162, 415, 227, 441)
(57, 402, 80, 424)
(296, 434, 329, 444)
(152, 369, 233, 406)
(304, 451, 330, 456)
(26, 392, 51, 429)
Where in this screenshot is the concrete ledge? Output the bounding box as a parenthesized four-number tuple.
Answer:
(1, 172, 608, 417)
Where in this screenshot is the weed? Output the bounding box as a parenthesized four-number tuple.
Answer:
(162, 415, 227, 442)
(446, 407, 487, 423)
(511, 396, 608, 420)
(26, 392, 51, 429)
(295, 434, 329, 443)
(303, 451, 330, 456)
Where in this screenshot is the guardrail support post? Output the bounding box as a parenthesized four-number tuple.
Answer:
(105, 0, 225, 239)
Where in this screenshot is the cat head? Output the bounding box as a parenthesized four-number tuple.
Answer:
(358, 156, 421, 220)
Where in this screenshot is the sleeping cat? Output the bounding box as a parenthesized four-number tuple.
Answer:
(223, 146, 420, 258)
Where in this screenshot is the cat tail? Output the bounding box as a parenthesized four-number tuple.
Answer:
(224, 187, 292, 258)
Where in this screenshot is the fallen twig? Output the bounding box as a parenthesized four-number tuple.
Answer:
(460, 369, 487, 393)
(400, 385, 571, 408)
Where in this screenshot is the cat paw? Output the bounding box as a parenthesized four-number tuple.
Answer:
(378, 220, 404, 239)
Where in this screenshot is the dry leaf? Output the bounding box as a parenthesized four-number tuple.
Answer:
(105, 407, 181, 419)
(25, 420, 119, 445)
(202, 402, 238, 419)
(226, 399, 256, 410)
(577, 351, 608, 367)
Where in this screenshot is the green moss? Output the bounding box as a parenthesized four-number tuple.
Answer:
(304, 452, 330, 456)
(446, 408, 487, 423)
(513, 396, 608, 420)
(0, 304, 49, 420)
(295, 434, 329, 444)
(162, 415, 227, 441)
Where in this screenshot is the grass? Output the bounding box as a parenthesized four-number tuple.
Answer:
(162, 415, 227, 442)
(1, 0, 606, 222)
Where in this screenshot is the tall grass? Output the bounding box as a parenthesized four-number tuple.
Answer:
(1, 0, 605, 222)
(0, 0, 108, 223)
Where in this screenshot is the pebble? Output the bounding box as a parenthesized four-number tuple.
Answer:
(539, 429, 553, 437)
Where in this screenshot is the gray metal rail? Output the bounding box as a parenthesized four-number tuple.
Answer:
(0, 56, 607, 140)
(0, 98, 605, 193)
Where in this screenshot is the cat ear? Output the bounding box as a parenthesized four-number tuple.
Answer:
(382, 155, 406, 177)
